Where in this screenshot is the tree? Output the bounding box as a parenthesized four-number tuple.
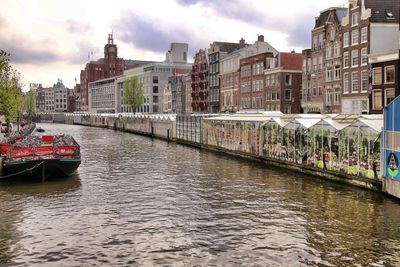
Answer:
(25, 90, 37, 120)
(0, 50, 23, 135)
(123, 76, 144, 114)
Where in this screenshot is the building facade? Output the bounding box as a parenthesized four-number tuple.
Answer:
(208, 41, 243, 113)
(220, 35, 279, 112)
(191, 49, 208, 113)
(117, 63, 191, 113)
(35, 86, 45, 112)
(341, 0, 399, 114)
(239, 52, 274, 110)
(368, 51, 399, 113)
(301, 7, 347, 114)
(79, 33, 151, 110)
(53, 79, 68, 112)
(323, 8, 347, 113)
(88, 77, 117, 113)
(265, 52, 303, 114)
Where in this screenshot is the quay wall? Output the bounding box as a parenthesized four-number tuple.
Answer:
(37, 113, 394, 197)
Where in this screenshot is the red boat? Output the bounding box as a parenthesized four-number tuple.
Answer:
(0, 135, 81, 181)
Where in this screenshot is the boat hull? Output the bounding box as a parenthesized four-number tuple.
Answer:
(1, 158, 81, 181)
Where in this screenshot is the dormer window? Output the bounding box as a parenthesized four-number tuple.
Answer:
(351, 12, 359, 26)
(386, 9, 394, 18)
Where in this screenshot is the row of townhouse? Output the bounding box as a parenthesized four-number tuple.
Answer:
(31, 79, 74, 113)
(85, 0, 398, 115)
(302, 0, 399, 114)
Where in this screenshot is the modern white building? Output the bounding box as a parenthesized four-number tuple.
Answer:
(116, 43, 191, 113)
(87, 43, 191, 114)
(88, 77, 118, 113)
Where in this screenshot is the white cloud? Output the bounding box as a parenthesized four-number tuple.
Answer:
(1, 0, 346, 91)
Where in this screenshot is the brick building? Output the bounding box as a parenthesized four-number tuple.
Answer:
(368, 50, 399, 113)
(239, 52, 274, 110)
(265, 52, 303, 114)
(208, 41, 243, 113)
(191, 49, 208, 112)
(341, 0, 399, 114)
(301, 7, 347, 114)
(220, 35, 278, 112)
(79, 33, 151, 110)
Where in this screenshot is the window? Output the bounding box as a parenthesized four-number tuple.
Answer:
(284, 105, 292, 114)
(343, 32, 349, 47)
(285, 74, 292, 85)
(386, 9, 394, 18)
(385, 65, 395, 84)
(373, 67, 382, 85)
(334, 89, 341, 105)
(361, 27, 368, 43)
(334, 42, 340, 57)
(326, 68, 333, 81)
(266, 75, 270, 86)
(285, 89, 292, 100)
(351, 30, 359, 45)
(326, 45, 332, 59)
(153, 86, 159, 93)
(352, 12, 359, 26)
(343, 52, 349, 68)
(319, 34, 324, 48)
(351, 50, 359, 67)
(153, 76, 158, 84)
(351, 72, 358, 93)
(313, 36, 318, 50)
(318, 56, 323, 71)
(313, 57, 317, 72)
(385, 88, 395, 106)
(372, 90, 382, 109)
(153, 96, 158, 103)
(361, 71, 367, 92)
(334, 65, 341, 80)
(361, 48, 367, 65)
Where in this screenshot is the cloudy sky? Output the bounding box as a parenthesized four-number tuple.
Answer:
(1, 0, 346, 91)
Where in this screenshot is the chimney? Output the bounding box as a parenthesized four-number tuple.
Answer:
(257, 35, 264, 42)
(239, 38, 246, 48)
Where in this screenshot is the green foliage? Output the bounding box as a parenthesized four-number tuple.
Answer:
(25, 90, 37, 119)
(123, 76, 144, 114)
(0, 50, 23, 133)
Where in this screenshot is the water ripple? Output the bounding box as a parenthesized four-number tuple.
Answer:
(0, 123, 400, 266)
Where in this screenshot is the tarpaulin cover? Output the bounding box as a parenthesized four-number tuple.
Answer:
(42, 136, 54, 143)
(1, 144, 11, 155)
(34, 146, 54, 156)
(12, 147, 33, 158)
(56, 146, 76, 156)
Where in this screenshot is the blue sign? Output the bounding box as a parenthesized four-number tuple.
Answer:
(384, 95, 400, 180)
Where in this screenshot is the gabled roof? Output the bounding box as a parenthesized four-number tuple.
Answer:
(279, 53, 302, 70)
(211, 42, 242, 53)
(315, 7, 347, 28)
(365, 0, 399, 23)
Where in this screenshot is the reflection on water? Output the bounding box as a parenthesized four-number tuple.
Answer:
(0, 123, 400, 266)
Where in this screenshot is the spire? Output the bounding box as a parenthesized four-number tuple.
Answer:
(108, 32, 114, 45)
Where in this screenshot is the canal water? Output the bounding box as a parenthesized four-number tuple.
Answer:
(1, 123, 400, 266)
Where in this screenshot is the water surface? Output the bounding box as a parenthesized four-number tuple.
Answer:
(1, 123, 400, 266)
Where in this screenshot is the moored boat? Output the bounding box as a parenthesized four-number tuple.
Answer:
(0, 135, 81, 181)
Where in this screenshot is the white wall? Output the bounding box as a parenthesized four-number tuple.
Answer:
(370, 24, 400, 54)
